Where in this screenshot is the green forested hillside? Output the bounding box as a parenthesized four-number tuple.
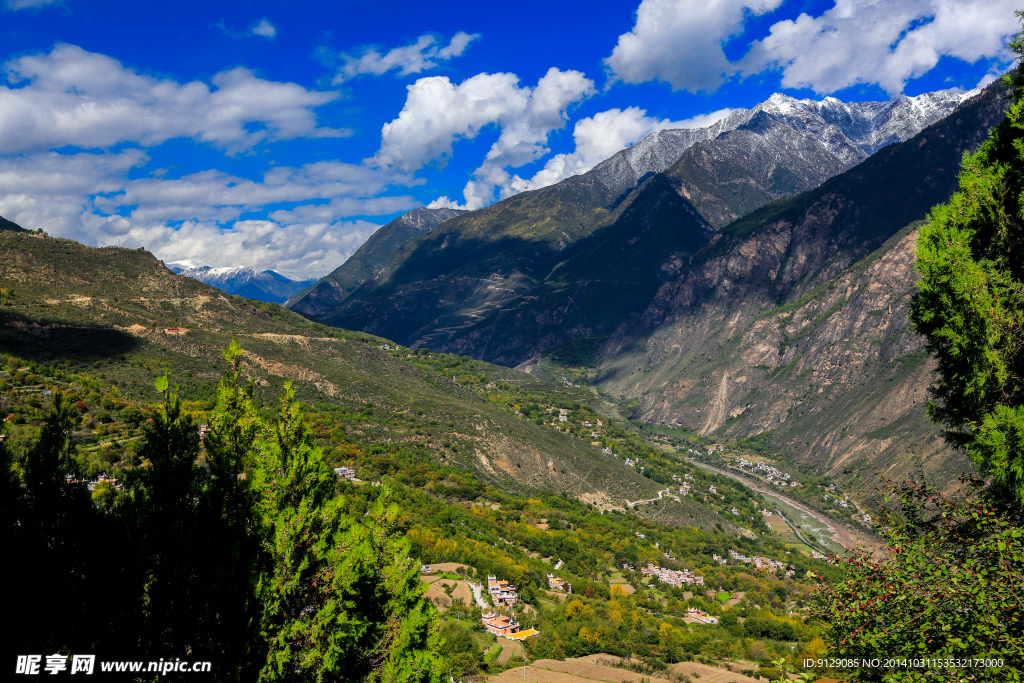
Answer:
(1, 229, 841, 679)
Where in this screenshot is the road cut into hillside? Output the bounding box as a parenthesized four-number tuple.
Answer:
(687, 459, 881, 553)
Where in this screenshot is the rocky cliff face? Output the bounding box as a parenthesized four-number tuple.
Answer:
(587, 85, 1011, 489)
(589, 88, 976, 206)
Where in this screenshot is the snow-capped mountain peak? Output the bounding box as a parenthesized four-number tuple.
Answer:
(166, 262, 315, 304)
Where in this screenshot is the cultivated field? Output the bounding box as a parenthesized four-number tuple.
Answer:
(421, 579, 473, 613)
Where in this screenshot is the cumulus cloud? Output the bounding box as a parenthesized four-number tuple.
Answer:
(125, 218, 384, 280)
(0, 44, 344, 154)
(251, 18, 277, 40)
(332, 32, 479, 83)
(0, 152, 419, 278)
(605, 0, 784, 92)
(102, 161, 418, 222)
(743, 0, 1018, 95)
(375, 67, 594, 208)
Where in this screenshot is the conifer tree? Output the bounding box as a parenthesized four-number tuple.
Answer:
(253, 382, 441, 682)
(910, 17, 1024, 506)
(15, 391, 97, 653)
(121, 366, 259, 676)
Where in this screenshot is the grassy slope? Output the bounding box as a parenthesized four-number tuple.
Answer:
(0, 232, 670, 508)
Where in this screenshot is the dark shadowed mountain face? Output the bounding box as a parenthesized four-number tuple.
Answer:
(287, 206, 463, 317)
(170, 264, 315, 304)
(308, 87, 989, 368)
(0, 215, 26, 232)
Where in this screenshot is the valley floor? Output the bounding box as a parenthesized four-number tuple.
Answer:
(686, 459, 880, 554)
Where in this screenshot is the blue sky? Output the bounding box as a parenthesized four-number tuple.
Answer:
(0, 0, 1016, 279)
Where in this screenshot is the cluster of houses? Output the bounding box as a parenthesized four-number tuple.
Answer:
(69, 473, 122, 492)
(728, 550, 795, 574)
(481, 612, 539, 640)
(640, 562, 705, 587)
(823, 493, 851, 508)
(556, 375, 581, 389)
(487, 575, 519, 606)
(333, 466, 356, 480)
(735, 458, 800, 488)
(672, 474, 694, 497)
(546, 574, 571, 593)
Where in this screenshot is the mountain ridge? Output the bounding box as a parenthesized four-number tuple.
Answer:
(308, 86, 992, 368)
(287, 206, 464, 316)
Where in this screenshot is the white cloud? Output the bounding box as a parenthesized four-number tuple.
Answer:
(0, 152, 419, 278)
(499, 106, 734, 197)
(4, 0, 63, 10)
(126, 218, 384, 280)
(375, 67, 594, 208)
(104, 161, 418, 221)
(251, 18, 277, 40)
(605, 0, 784, 92)
(743, 0, 1018, 95)
(332, 32, 479, 83)
(0, 44, 344, 154)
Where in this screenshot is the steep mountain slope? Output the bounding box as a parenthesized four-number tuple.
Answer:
(288, 206, 463, 316)
(1, 214, 26, 232)
(169, 263, 315, 304)
(587, 84, 1012, 489)
(309, 89, 977, 360)
(0, 231, 670, 508)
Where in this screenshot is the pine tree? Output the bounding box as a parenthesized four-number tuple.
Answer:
(11, 391, 101, 653)
(253, 382, 441, 682)
(910, 21, 1024, 506)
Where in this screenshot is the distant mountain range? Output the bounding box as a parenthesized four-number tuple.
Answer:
(168, 262, 316, 304)
(294, 87, 981, 356)
(282, 83, 1008, 491)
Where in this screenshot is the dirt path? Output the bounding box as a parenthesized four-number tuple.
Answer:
(687, 459, 880, 552)
(625, 488, 670, 508)
(468, 581, 489, 610)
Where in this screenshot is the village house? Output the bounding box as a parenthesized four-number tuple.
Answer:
(687, 608, 718, 624)
(546, 574, 571, 593)
(487, 575, 519, 606)
(163, 327, 188, 335)
(333, 466, 356, 480)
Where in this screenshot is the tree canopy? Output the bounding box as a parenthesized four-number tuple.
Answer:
(910, 40, 1024, 506)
